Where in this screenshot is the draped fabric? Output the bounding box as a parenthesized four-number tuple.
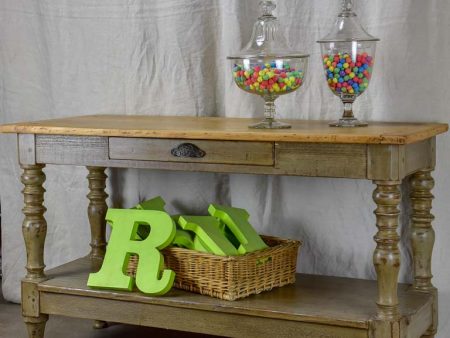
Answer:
(1, 0, 449, 335)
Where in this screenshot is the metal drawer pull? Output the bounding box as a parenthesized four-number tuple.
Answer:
(171, 143, 206, 158)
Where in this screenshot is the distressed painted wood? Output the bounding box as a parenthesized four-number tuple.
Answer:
(86, 167, 108, 259)
(41, 293, 367, 338)
(21, 164, 47, 281)
(20, 164, 48, 338)
(373, 181, 402, 321)
(32, 135, 437, 181)
(109, 137, 274, 166)
(369, 320, 401, 338)
(402, 298, 433, 338)
(368, 138, 435, 181)
(36, 135, 109, 165)
(410, 170, 436, 291)
(38, 257, 433, 338)
(404, 138, 435, 176)
(18, 134, 36, 165)
(2, 115, 445, 338)
(368, 145, 402, 181)
(21, 281, 40, 317)
(275, 142, 367, 178)
(24, 315, 48, 338)
(370, 299, 433, 338)
(410, 170, 438, 338)
(0, 115, 447, 144)
(86, 166, 109, 330)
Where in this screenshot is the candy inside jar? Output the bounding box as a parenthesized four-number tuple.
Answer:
(322, 50, 374, 96)
(233, 61, 304, 96)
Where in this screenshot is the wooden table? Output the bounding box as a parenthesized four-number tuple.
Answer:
(0, 115, 448, 338)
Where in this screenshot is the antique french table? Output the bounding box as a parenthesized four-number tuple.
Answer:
(0, 115, 447, 338)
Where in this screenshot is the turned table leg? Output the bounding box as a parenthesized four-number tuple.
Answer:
(87, 166, 108, 260)
(410, 169, 438, 338)
(87, 167, 109, 330)
(21, 164, 49, 338)
(373, 181, 401, 321)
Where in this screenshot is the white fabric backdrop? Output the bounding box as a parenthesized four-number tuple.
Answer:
(1, 0, 449, 336)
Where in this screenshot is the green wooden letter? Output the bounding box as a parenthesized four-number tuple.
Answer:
(172, 229, 195, 249)
(177, 216, 238, 256)
(219, 221, 241, 248)
(134, 200, 193, 250)
(87, 209, 176, 296)
(134, 196, 166, 212)
(193, 236, 209, 253)
(208, 204, 268, 254)
(133, 196, 167, 240)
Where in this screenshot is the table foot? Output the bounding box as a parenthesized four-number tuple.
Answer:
(24, 315, 48, 338)
(93, 320, 108, 329)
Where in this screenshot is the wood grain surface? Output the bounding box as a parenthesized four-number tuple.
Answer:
(38, 257, 432, 331)
(109, 137, 274, 165)
(0, 115, 447, 144)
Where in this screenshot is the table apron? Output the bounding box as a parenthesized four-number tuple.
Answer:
(17, 134, 436, 180)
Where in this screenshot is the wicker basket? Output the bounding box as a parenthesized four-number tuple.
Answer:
(126, 235, 301, 301)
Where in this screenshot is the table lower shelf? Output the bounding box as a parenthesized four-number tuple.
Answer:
(35, 257, 432, 338)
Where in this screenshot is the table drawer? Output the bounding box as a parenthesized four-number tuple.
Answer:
(109, 137, 274, 166)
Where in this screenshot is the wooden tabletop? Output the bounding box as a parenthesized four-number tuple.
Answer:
(0, 115, 447, 144)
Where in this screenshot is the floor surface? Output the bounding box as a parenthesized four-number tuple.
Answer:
(0, 281, 219, 338)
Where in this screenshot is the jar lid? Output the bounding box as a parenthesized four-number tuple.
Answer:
(317, 0, 379, 43)
(228, 1, 309, 60)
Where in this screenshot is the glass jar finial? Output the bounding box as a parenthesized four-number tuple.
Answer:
(342, 0, 353, 11)
(340, 0, 356, 17)
(260, 1, 276, 17)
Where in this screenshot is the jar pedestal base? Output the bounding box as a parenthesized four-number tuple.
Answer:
(329, 118, 368, 128)
(249, 118, 291, 129)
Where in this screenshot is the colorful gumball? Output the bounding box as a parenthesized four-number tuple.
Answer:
(232, 62, 305, 95)
(322, 52, 373, 96)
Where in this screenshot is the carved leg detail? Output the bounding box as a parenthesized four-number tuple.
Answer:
(373, 181, 401, 320)
(87, 167, 109, 329)
(21, 165, 48, 338)
(21, 164, 47, 281)
(24, 315, 48, 338)
(87, 167, 108, 259)
(410, 169, 438, 337)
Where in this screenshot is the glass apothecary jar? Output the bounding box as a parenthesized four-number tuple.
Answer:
(318, 0, 379, 127)
(228, 0, 309, 129)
